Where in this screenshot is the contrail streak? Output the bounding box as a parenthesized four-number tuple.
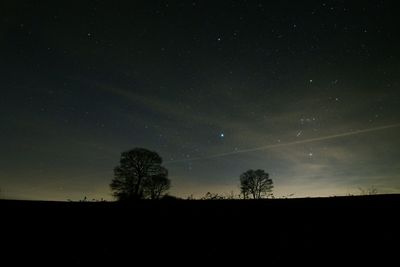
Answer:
(165, 123, 400, 164)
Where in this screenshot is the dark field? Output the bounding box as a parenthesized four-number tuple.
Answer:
(2, 195, 399, 265)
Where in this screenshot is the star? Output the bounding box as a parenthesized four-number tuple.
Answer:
(3, 0, 399, 202)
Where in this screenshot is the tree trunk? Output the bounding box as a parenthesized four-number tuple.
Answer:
(134, 176, 143, 199)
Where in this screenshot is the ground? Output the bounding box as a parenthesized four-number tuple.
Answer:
(2, 195, 399, 265)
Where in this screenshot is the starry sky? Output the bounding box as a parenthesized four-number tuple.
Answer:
(1, 0, 400, 200)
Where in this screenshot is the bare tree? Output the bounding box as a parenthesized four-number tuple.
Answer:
(240, 169, 273, 199)
(110, 148, 171, 200)
(143, 173, 170, 200)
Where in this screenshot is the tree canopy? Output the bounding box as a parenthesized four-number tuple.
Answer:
(110, 148, 171, 200)
(240, 169, 273, 199)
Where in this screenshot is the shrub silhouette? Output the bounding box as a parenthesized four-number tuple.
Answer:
(201, 192, 225, 200)
(358, 186, 379, 195)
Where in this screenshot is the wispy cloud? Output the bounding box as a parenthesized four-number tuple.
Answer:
(165, 123, 400, 163)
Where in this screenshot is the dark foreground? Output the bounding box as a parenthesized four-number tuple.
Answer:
(2, 195, 399, 265)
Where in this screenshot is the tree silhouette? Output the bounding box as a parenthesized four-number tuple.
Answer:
(110, 148, 170, 200)
(143, 172, 170, 200)
(240, 169, 273, 199)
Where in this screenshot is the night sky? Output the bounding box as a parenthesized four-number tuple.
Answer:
(1, 0, 400, 200)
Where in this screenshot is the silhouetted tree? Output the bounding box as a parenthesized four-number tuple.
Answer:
(143, 172, 170, 199)
(110, 148, 170, 200)
(240, 169, 273, 199)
